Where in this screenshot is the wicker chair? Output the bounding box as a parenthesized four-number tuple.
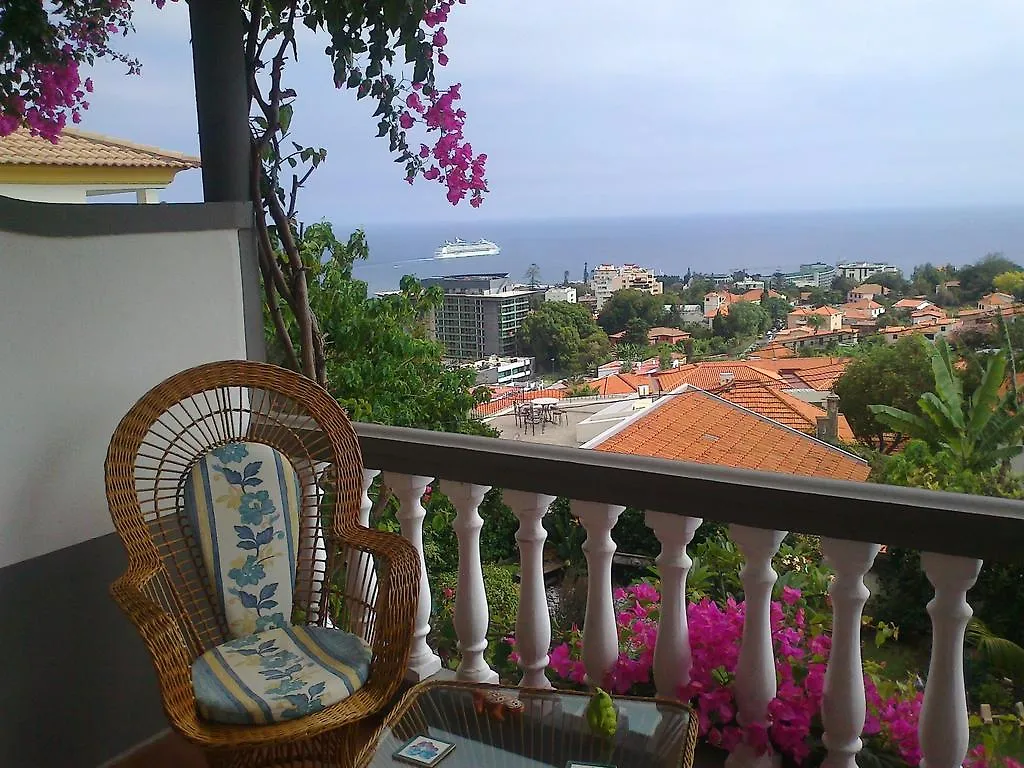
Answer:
(105, 360, 420, 768)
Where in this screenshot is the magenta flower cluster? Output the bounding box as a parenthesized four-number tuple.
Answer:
(401, 0, 488, 207)
(0, 1, 135, 141)
(530, 583, 933, 766)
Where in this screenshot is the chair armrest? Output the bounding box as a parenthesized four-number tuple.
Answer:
(110, 568, 206, 740)
(335, 525, 420, 701)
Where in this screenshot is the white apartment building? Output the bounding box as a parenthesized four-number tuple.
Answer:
(544, 286, 577, 303)
(837, 262, 902, 284)
(590, 264, 663, 309)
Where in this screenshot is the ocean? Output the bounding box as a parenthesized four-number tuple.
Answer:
(351, 207, 1024, 295)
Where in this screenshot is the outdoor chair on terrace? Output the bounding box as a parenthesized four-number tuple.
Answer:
(105, 360, 419, 768)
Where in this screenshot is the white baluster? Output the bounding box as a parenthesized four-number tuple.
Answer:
(441, 480, 499, 684)
(645, 512, 702, 699)
(574, 501, 625, 688)
(919, 553, 982, 768)
(506, 491, 556, 689)
(820, 539, 881, 768)
(345, 469, 380, 641)
(382, 472, 442, 681)
(726, 525, 787, 768)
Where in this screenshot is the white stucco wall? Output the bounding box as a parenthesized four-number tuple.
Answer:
(0, 183, 163, 203)
(0, 228, 246, 568)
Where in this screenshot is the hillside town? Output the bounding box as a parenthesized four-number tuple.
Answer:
(423, 257, 1024, 483)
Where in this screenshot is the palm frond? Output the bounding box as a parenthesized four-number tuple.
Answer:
(869, 404, 935, 440)
(968, 619, 1024, 682)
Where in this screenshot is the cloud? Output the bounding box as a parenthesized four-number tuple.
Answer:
(74, 0, 1024, 219)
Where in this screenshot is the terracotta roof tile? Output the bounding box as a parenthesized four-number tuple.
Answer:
(0, 128, 200, 169)
(651, 361, 785, 392)
(592, 388, 869, 481)
(716, 381, 855, 441)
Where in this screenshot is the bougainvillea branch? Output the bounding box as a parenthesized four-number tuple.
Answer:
(1, 0, 489, 384)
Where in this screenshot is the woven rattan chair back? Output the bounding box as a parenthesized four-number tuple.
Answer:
(105, 360, 370, 660)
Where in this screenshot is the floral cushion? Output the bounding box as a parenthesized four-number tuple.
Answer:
(191, 625, 372, 725)
(183, 442, 301, 638)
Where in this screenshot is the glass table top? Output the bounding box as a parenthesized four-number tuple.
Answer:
(361, 682, 696, 768)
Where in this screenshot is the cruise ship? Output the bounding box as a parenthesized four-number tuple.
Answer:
(435, 238, 501, 259)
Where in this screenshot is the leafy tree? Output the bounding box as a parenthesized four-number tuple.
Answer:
(830, 275, 855, 295)
(806, 314, 824, 331)
(834, 336, 934, 452)
(679, 278, 715, 306)
(959, 254, 1023, 303)
(518, 301, 608, 374)
(623, 317, 650, 346)
(713, 301, 770, 339)
(993, 271, 1024, 300)
(525, 263, 542, 287)
(268, 223, 490, 432)
(597, 290, 665, 334)
(762, 296, 792, 325)
(865, 271, 908, 295)
(869, 338, 1024, 472)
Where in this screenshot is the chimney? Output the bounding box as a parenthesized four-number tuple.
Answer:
(719, 371, 735, 388)
(817, 393, 840, 441)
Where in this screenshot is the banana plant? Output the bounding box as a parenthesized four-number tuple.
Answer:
(869, 338, 1024, 472)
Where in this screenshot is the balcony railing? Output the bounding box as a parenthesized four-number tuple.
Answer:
(350, 422, 1024, 768)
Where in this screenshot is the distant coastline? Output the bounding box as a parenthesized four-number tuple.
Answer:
(350, 206, 1024, 294)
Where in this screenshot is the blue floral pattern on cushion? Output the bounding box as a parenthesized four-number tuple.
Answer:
(183, 442, 300, 638)
(191, 625, 372, 725)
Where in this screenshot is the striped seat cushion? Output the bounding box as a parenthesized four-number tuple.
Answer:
(183, 441, 301, 639)
(192, 625, 372, 725)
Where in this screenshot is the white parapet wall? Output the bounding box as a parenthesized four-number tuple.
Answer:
(0, 224, 247, 568)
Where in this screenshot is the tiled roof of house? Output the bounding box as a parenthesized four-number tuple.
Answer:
(0, 128, 201, 169)
(812, 305, 844, 316)
(652, 361, 785, 392)
(852, 283, 884, 294)
(912, 305, 947, 318)
(844, 299, 882, 311)
(716, 381, 856, 440)
(893, 298, 931, 310)
(591, 388, 870, 481)
(590, 373, 649, 396)
(647, 326, 690, 338)
(745, 357, 851, 391)
(980, 292, 1015, 307)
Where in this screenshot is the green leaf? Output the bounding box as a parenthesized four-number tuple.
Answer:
(968, 351, 1007, 437)
(868, 404, 934, 439)
(930, 338, 965, 429)
(279, 103, 294, 134)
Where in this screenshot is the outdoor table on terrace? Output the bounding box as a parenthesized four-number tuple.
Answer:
(356, 680, 698, 768)
(531, 397, 561, 424)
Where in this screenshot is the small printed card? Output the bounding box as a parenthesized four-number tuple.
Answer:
(393, 735, 456, 767)
(565, 763, 617, 768)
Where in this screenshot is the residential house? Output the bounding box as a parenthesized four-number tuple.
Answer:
(544, 286, 577, 303)
(0, 127, 200, 204)
(978, 292, 1016, 311)
(880, 320, 961, 344)
(680, 303, 704, 324)
(911, 305, 947, 326)
(787, 305, 844, 331)
(704, 288, 783, 328)
(842, 299, 884, 319)
(892, 297, 934, 313)
(584, 385, 869, 481)
(647, 326, 691, 345)
(847, 283, 885, 303)
(713, 380, 856, 441)
(773, 325, 858, 352)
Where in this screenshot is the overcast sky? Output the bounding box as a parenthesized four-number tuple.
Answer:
(83, 1, 1024, 225)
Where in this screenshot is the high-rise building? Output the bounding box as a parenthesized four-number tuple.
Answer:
(421, 273, 543, 360)
(836, 262, 901, 284)
(590, 264, 663, 310)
